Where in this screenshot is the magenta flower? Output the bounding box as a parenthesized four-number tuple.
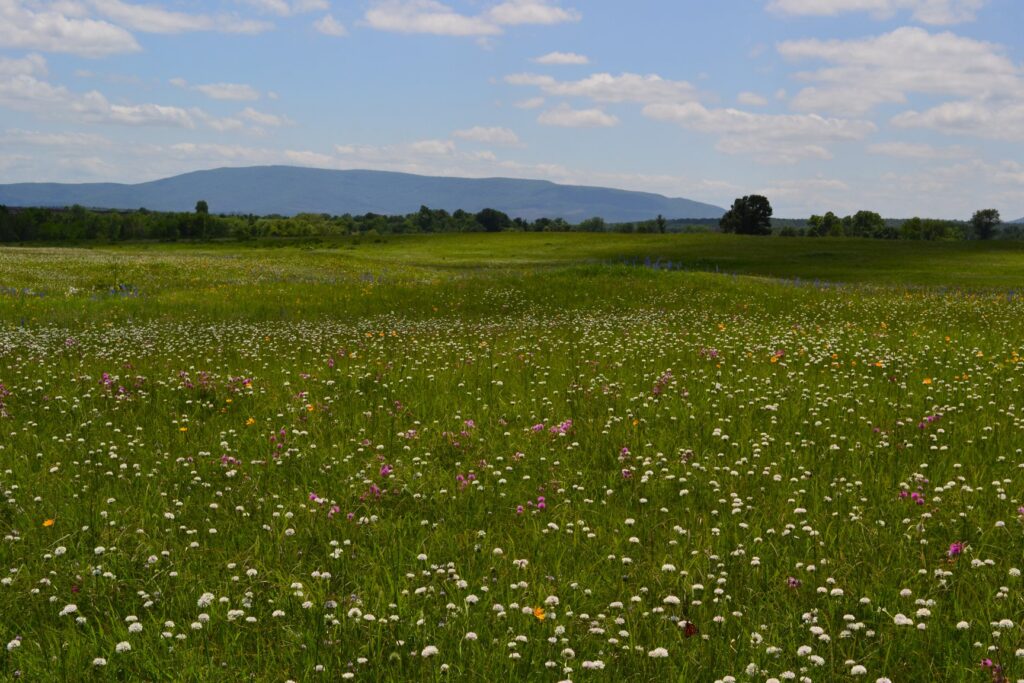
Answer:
(947, 541, 965, 558)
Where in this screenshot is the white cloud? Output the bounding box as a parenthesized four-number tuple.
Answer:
(240, 107, 290, 127)
(643, 102, 875, 163)
(364, 0, 501, 36)
(0, 0, 139, 57)
(867, 141, 970, 159)
(533, 51, 589, 65)
(313, 14, 348, 36)
(90, 0, 272, 34)
(891, 100, 1024, 141)
(0, 53, 47, 78)
(452, 126, 520, 145)
(363, 0, 578, 37)
(779, 27, 1022, 115)
(514, 96, 545, 109)
(766, 0, 987, 25)
(196, 83, 261, 101)
(171, 79, 262, 101)
(537, 103, 618, 128)
(506, 72, 697, 104)
(488, 1, 579, 26)
(244, 0, 328, 16)
(737, 92, 768, 106)
(409, 138, 457, 155)
(0, 128, 111, 147)
(0, 64, 254, 131)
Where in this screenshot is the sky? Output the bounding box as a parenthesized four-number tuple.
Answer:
(0, 0, 1022, 218)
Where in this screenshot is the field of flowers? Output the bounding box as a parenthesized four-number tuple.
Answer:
(1, 237, 1023, 682)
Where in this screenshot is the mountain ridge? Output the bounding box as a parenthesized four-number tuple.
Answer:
(0, 166, 725, 222)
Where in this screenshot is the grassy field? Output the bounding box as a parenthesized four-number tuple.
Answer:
(1, 233, 1024, 681)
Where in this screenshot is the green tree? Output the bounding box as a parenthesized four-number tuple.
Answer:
(970, 208, 1001, 240)
(475, 208, 512, 233)
(194, 200, 210, 239)
(655, 214, 667, 234)
(901, 217, 923, 240)
(849, 210, 885, 238)
(576, 216, 606, 232)
(719, 195, 772, 235)
(821, 211, 843, 237)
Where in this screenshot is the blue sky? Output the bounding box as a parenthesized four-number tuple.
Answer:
(0, 0, 1022, 218)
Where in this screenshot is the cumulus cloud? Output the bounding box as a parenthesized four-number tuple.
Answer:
(243, 0, 328, 16)
(643, 102, 875, 163)
(891, 100, 1024, 141)
(0, 128, 111, 147)
(537, 103, 618, 128)
(0, 59, 271, 131)
(533, 51, 589, 65)
(506, 72, 697, 104)
(240, 107, 290, 127)
(766, 0, 987, 25)
(313, 14, 348, 36)
(737, 92, 768, 106)
(514, 97, 545, 109)
(452, 126, 520, 145)
(488, 0, 579, 26)
(867, 141, 971, 159)
(0, 0, 139, 57)
(364, 0, 500, 36)
(90, 0, 272, 34)
(409, 138, 457, 155)
(779, 27, 1022, 116)
(172, 79, 262, 101)
(363, 0, 578, 36)
(0, 53, 47, 78)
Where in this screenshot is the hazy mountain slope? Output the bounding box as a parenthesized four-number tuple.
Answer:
(0, 166, 725, 222)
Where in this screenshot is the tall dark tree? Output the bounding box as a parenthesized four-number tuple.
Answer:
(655, 214, 667, 233)
(719, 195, 772, 235)
(822, 211, 843, 237)
(850, 210, 885, 238)
(475, 207, 511, 233)
(970, 208, 1001, 240)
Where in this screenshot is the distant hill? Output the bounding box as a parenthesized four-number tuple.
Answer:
(0, 166, 725, 222)
(1012, 217, 1024, 224)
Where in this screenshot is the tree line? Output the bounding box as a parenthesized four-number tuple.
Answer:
(0, 202, 683, 242)
(0, 198, 1016, 242)
(719, 195, 1012, 241)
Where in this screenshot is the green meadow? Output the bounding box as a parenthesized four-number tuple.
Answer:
(1, 233, 1023, 681)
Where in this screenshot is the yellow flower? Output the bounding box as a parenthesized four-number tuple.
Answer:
(246, 417, 256, 426)
(306, 404, 315, 412)
(179, 426, 188, 432)
(43, 518, 55, 528)
(922, 378, 932, 385)
(533, 607, 546, 621)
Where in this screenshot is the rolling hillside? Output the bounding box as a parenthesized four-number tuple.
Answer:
(0, 166, 725, 222)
